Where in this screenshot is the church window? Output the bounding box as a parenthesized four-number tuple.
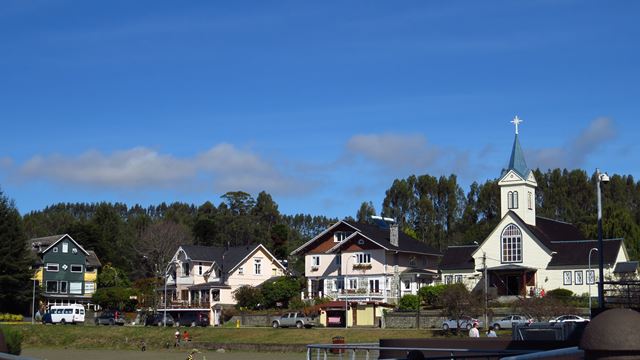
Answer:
(574, 271, 583, 285)
(527, 192, 532, 210)
(586, 270, 596, 284)
(454, 275, 463, 283)
(501, 224, 522, 263)
(444, 275, 453, 285)
(507, 191, 519, 209)
(563, 271, 572, 285)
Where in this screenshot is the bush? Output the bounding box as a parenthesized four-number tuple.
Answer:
(398, 294, 421, 311)
(546, 288, 573, 301)
(0, 326, 22, 355)
(233, 285, 264, 310)
(418, 285, 447, 307)
(0, 314, 23, 322)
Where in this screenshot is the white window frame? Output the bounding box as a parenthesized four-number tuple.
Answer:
(70, 264, 83, 273)
(334, 231, 351, 242)
(563, 271, 572, 285)
(444, 275, 453, 285)
(69, 282, 82, 294)
(254, 259, 262, 275)
(501, 224, 522, 263)
(454, 275, 463, 283)
(62, 242, 68, 253)
(52, 247, 58, 253)
(348, 278, 358, 289)
(312, 256, 320, 266)
(46, 263, 59, 272)
(586, 270, 596, 285)
(46, 280, 58, 293)
(355, 253, 371, 264)
(527, 191, 533, 210)
(574, 271, 583, 285)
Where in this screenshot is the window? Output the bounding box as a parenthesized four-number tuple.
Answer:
(409, 256, 416, 267)
(254, 259, 262, 275)
(46, 281, 58, 293)
(586, 270, 596, 285)
(69, 282, 82, 294)
(62, 242, 68, 253)
(574, 271, 583, 285)
(563, 271, 572, 285)
(85, 282, 95, 293)
(182, 263, 190, 276)
(355, 253, 371, 264)
(334, 231, 352, 242)
(198, 262, 203, 275)
(52, 247, 58, 253)
(527, 192, 533, 210)
(312, 256, 320, 266)
(454, 275, 463, 284)
(349, 278, 358, 289)
(369, 279, 380, 293)
(59, 281, 68, 294)
(46, 263, 59, 272)
(403, 280, 411, 290)
(507, 191, 519, 209)
(70, 265, 83, 273)
(238, 267, 244, 275)
(272, 268, 277, 276)
(501, 224, 522, 263)
(444, 275, 453, 285)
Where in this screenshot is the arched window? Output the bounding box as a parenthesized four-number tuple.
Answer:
(507, 191, 513, 209)
(527, 192, 532, 210)
(501, 224, 522, 263)
(512, 191, 518, 209)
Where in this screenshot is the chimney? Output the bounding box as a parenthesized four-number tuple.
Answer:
(390, 224, 399, 247)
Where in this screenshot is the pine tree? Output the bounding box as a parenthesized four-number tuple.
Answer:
(0, 188, 33, 314)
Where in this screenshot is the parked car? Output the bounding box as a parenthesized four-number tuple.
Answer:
(271, 312, 316, 328)
(173, 312, 209, 327)
(95, 310, 126, 326)
(442, 316, 483, 331)
(144, 313, 175, 326)
(549, 315, 589, 323)
(492, 314, 533, 330)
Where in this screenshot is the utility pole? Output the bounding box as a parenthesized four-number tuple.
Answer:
(483, 252, 488, 328)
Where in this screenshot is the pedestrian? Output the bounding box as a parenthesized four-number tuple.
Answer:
(183, 330, 190, 342)
(486, 325, 497, 337)
(140, 340, 146, 351)
(174, 330, 181, 347)
(469, 322, 480, 338)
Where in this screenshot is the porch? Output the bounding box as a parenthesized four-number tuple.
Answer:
(484, 264, 537, 297)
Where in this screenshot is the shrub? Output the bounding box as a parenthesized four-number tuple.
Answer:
(233, 285, 264, 310)
(546, 288, 573, 301)
(0, 326, 22, 355)
(398, 294, 421, 311)
(418, 285, 447, 307)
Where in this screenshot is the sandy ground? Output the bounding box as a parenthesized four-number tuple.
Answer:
(22, 348, 307, 360)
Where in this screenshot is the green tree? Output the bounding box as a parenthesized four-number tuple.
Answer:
(261, 277, 302, 308)
(232, 285, 264, 310)
(0, 189, 32, 314)
(356, 201, 376, 223)
(398, 294, 420, 311)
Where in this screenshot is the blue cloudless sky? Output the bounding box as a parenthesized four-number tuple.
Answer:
(1, 1, 639, 218)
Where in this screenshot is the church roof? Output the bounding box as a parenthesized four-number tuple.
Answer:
(547, 239, 623, 267)
(502, 134, 531, 179)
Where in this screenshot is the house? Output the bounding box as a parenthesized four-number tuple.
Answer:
(291, 220, 442, 311)
(161, 243, 287, 325)
(439, 120, 630, 299)
(30, 234, 102, 308)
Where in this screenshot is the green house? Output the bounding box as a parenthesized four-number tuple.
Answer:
(31, 234, 101, 308)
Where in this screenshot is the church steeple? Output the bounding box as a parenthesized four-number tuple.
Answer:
(498, 116, 537, 225)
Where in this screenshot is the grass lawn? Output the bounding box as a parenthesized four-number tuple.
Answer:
(8, 324, 438, 351)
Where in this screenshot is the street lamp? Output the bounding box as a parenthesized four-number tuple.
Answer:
(163, 261, 176, 327)
(588, 247, 598, 310)
(596, 168, 609, 310)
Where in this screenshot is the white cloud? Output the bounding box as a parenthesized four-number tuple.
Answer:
(527, 117, 617, 170)
(13, 144, 313, 196)
(346, 133, 441, 171)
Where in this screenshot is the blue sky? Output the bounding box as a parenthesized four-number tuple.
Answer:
(1, 1, 638, 218)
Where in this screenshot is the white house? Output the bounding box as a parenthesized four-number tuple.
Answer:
(162, 243, 286, 325)
(440, 119, 631, 299)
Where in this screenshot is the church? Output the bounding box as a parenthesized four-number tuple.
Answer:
(439, 118, 632, 299)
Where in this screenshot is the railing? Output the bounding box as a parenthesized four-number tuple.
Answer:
(603, 280, 640, 309)
(305, 343, 547, 360)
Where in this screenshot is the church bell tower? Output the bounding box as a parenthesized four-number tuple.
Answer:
(498, 116, 537, 226)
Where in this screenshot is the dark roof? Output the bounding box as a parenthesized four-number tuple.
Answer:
(524, 216, 586, 248)
(613, 261, 638, 274)
(29, 235, 64, 250)
(86, 251, 102, 268)
(344, 221, 441, 256)
(547, 239, 623, 267)
(180, 244, 264, 273)
(502, 134, 531, 179)
(439, 245, 477, 270)
(188, 282, 230, 290)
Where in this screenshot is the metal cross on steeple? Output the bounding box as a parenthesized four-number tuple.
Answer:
(511, 116, 523, 135)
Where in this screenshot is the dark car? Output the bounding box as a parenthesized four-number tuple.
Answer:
(144, 313, 175, 326)
(174, 312, 209, 327)
(95, 310, 126, 326)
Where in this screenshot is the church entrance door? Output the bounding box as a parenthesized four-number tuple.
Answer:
(506, 275, 521, 296)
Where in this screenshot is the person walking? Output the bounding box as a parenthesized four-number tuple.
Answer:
(486, 325, 497, 337)
(174, 330, 181, 347)
(469, 322, 480, 338)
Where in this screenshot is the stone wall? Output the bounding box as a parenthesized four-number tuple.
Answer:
(383, 310, 445, 329)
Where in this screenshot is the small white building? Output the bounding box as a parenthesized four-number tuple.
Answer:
(440, 120, 630, 299)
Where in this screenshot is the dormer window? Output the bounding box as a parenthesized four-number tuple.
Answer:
(334, 231, 352, 242)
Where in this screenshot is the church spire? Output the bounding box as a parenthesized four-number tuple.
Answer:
(503, 116, 530, 178)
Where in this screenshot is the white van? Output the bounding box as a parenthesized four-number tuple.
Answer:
(45, 304, 86, 324)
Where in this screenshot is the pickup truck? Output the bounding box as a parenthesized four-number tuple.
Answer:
(271, 312, 316, 328)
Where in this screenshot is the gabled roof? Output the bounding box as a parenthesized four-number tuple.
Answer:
(614, 261, 639, 274)
(178, 243, 286, 274)
(501, 134, 531, 179)
(547, 239, 624, 267)
(524, 216, 586, 248)
(33, 234, 90, 256)
(439, 245, 477, 270)
(292, 220, 442, 256)
(86, 250, 102, 268)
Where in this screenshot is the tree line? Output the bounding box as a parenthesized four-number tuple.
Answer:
(1, 167, 639, 313)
